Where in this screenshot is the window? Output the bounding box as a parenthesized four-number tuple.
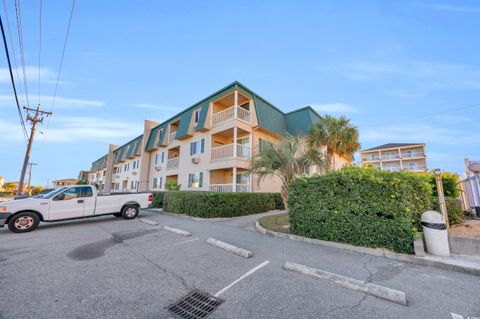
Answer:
(130, 181, 134, 189)
(155, 152, 165, 165)
(55, 186, 92, 200)
(259, 138, 273, 152)
(188, 172, 203, 188)
(124, 163, 129, 171)
(103, 171, 106, 176)
(193, 109, 201, 126)
(190, 139, 204, 155)
(153, 177, 158, 189)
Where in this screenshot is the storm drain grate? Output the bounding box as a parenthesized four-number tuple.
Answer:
(168, 289, 224, 319)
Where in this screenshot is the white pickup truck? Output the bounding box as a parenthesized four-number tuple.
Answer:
(0, 185, 152, 233)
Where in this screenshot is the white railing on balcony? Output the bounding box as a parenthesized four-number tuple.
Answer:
(209, 183, 250, 192)
(383, 166, 401, 172)
(237, 107, 251, 122)
(211, 105, 251, 127)
(401, 152, 425, 159)
(403, 166, 427, 172)
(381, 154, 400, 160)
(363, 156, 380, 162)
(211, 144, 250, 161)
(167, 158, 179, 170)
(168, 131, 177, 144)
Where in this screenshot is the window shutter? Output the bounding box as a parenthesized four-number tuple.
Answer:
(188, 174, 193, 188)
(201, 139, 205, 153)
(199, 172, 203, 188)
(161, 152, 165, 163)
(190, 142, 194, 156)
(159, 177, 163, 189)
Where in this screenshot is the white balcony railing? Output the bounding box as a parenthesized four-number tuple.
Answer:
(209, 183, 250, 192)
(211, 144, 250, 161)
(401, 152, 425, 159)
(381, 154, 400, 160)
(363, 157, 380, 162)
(167, 158, 179, 170)
(403, 166, 427, 172)
(168, 131, 177, 144)
(211, 105, 251, 127)
(383, 166, 401, 172)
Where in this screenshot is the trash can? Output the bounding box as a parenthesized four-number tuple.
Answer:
(421, 211, 450, 256)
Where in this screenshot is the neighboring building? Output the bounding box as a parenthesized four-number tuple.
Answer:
(0, 176, 4, 191)
(52, 178, 78, 188)
(2, 181, 29, 193)
(78, 170, 90, 181)
(360, 143, 427, 172)
(88, 81, 351, 193)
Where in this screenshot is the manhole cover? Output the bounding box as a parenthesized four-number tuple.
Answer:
(168, 289, 224, 319)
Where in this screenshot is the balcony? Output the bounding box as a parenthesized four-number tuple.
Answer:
(403, 165, 427, 172)
(401, 152, 425, 159)
(167, 158, 179, 170)
(363, 156, 380, 162)
(168, 131, 177, 144)
(211, 144, 250, 161)
(212, 105, 251, 127)
(209, 183, 250, 193)
(381, 154, 400, 161)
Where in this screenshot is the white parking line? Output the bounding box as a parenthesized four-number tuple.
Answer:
(214, 260, 270, 297)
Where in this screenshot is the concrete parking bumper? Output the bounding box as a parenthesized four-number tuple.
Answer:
(206, 237, 253, 258)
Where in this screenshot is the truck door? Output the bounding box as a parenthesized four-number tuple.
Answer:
(48, 186, 87, 220)
(82, 186, 96, 216)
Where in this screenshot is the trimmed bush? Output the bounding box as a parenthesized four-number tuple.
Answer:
(270, 193, 285, 210)
(152, 192, 165, 208)
(288, 167, 432, 254)
(162, 191, 276, 218)
(433, 196, 464, 225)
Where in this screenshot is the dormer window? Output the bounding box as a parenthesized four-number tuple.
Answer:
(194, 109, 201, 127)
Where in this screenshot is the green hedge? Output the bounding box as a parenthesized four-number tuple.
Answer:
(152, 192, 165, 208)
(288, 167, 432, 254)
(162, 191, 277, 218)
(270, 193, 285, 210)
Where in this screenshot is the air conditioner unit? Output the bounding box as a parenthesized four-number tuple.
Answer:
(132, 171, 137, 175)
(192, 157, 200, 164)
(155, 166, 162, 171)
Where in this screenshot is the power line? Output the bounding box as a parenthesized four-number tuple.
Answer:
(50, 0, 76, 112)
(0, 13, 28, 142)
(38, 0, 42, 105)
(2, 0, 25, 107)
(14, 0, 29, 108)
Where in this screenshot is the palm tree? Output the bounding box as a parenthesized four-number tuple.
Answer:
(250, 135, 324, 205)
(309, 115, 360, 171)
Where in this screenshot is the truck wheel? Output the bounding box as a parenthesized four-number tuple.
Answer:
(8, 212, 40, 233)
(121, 205, 139, 220)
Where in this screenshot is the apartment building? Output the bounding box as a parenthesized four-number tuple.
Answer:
(360, 143, 427, 172)
(88, 81, 350, 193)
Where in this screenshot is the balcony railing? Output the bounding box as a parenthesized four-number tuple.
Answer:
(209, 183, 250, 192)
(363, 157, 380, 162)
(168, 131, 177, 144)
(211, 105, 251, 127)
(403, 166, 427, 172)
(381, 154, 400, 160)
(401, 152, 425, 159)
(167, 158, 179, 170)
(211, 144, 250, 161)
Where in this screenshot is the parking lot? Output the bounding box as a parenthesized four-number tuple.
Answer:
(1, 209, 479, 319)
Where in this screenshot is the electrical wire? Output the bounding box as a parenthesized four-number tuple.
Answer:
(14, 0, 29, 108)
(0, 14, 28, 142)
(38, 0, 42, 105)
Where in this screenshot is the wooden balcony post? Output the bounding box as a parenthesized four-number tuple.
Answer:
(233, 126, 238, 159)
(232, 166, 237, 192)
(234, 90, 238, 118)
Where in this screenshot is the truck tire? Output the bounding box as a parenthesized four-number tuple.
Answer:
(121, 205, 139, 220)
(8, 212, 40, 233)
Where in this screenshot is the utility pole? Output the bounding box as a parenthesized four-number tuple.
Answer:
(26, 162, 38, 195)
(17, 106, 52, 195)
(434, 168, 449, 229)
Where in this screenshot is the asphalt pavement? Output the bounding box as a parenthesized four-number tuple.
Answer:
(0, 209, 479, 319)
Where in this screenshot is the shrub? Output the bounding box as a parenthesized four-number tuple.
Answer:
(165, 181, 181, 191)
(152, 192, 165, 208)
(433, 196, 464, 225)
(288, 167, 433, 254)
(426, 171, 461, 198)
(270, 193, 285, 210)
(162, 191, 276, 218)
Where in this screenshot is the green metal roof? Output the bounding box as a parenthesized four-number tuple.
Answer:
(285, 106, 322, 135)
(90, 155, 107, 171)
(113, 135, 143, 163)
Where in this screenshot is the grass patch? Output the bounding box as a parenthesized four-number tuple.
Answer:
(258, 213, 289, 233)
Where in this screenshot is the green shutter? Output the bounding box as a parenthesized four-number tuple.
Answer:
(199, 172, 203, 188)
(190, 142, 194, 156)
(201, 139, 205, 153)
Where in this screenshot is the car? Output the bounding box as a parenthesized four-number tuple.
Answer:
(0, 185, 152, 233)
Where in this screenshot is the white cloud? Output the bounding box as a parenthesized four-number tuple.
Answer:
(132, 103, 171, 110)
(0, 94, 104, 108)
(0, 116, 143, 144)
(311, 103, 358, 114)
(385, 89, 426, 98)
(0, 66, 56, 83)
(427, 4, 480, 13)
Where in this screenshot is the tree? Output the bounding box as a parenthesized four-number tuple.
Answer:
(76, 179, 88, 185)
(165, 181, 181, 191)
(309, 115, 360, 171)
(30, 186, 45, 195)
(250, 135, 324, 205)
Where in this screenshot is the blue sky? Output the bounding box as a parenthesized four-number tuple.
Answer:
(1, 0, 480, 185)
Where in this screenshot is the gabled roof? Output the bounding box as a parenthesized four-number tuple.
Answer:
(113, 135, 143, 163)
(362, 143, 424, 152)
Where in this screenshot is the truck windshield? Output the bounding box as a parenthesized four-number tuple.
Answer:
(40, 187, 69, 199)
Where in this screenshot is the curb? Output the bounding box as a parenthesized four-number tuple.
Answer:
(256, 221, 480, 276)
(162, 226, 191, 237)
(145, 208, 285, 223)
(283, 262, 407, 305)
(206, 237, 253, 258)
